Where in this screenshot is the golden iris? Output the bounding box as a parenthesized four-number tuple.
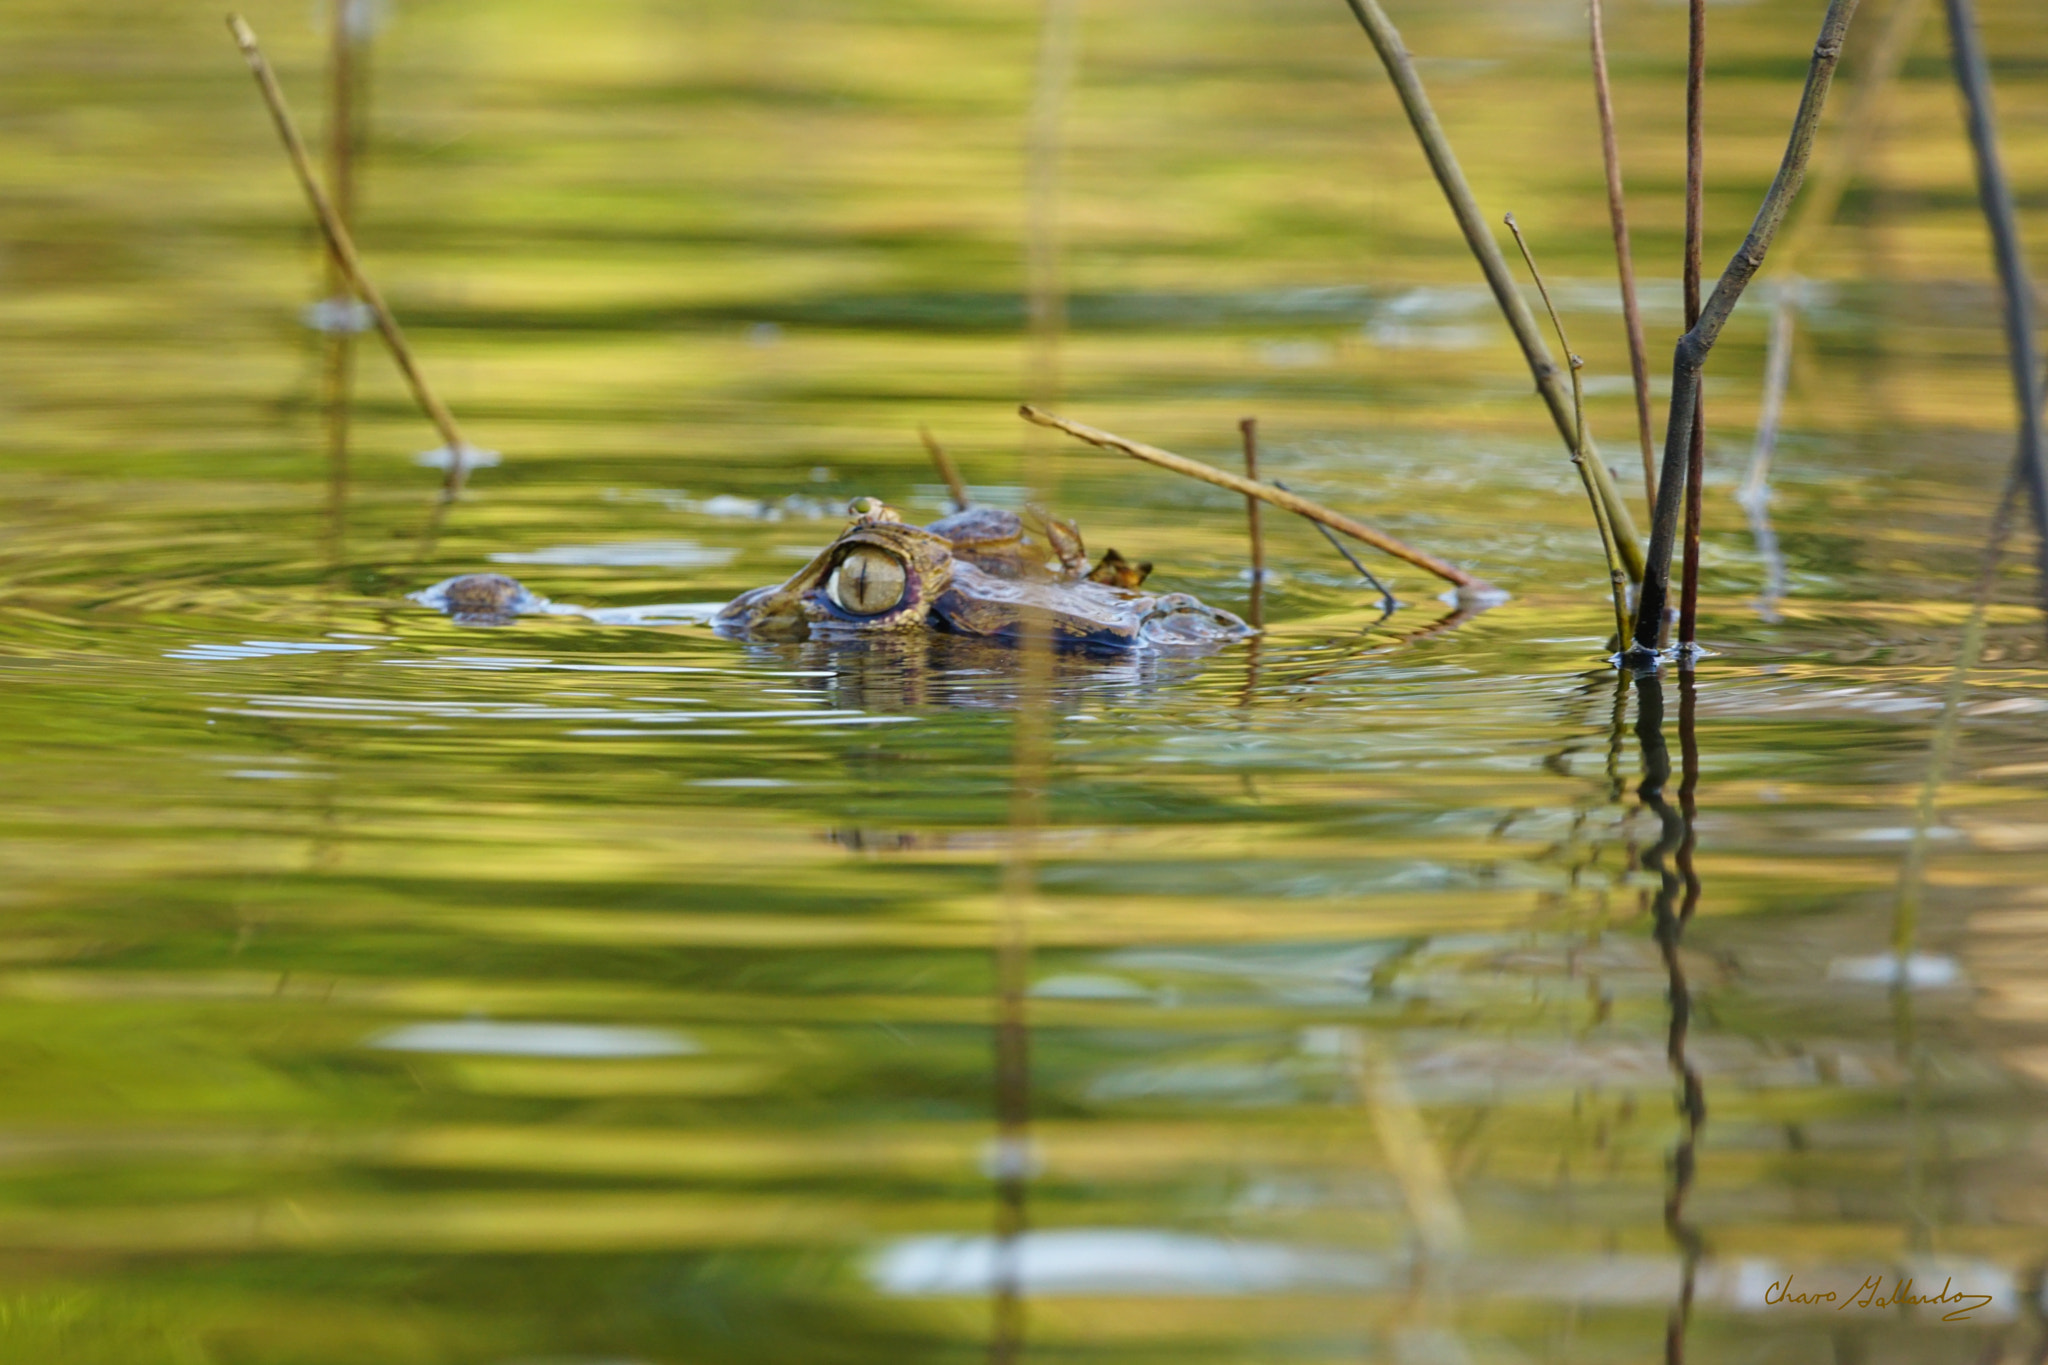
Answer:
(826, 546, 909, 615)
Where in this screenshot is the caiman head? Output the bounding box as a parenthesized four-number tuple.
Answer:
(714, 499, 955, 639)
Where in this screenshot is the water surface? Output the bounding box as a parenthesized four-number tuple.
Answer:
(3, 0, 2048, 1360)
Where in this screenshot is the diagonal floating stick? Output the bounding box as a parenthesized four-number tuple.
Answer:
(1340, 0, 1644, 584)
(228, 13, 481, 500)
(1629, 0, 1863, 658)
(1020, 405, 1499, 601)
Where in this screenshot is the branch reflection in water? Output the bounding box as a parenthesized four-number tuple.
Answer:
(1635, 666, 1707, 1363)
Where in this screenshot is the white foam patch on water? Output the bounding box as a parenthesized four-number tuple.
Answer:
(383, 656, 715, 674)
(1030, 974, 1154, 1001)
(870, 1230, 1382, 1297)
(1827, 954, 1965, 989)
(415, 446, 502, 471)
(365, 1021, 698, 1058)
(490, 542, 737, 569)
(167, 640, 374, 662)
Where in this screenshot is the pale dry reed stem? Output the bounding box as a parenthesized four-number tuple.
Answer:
(1239, 417, 1265, 629)
(1024, 0, 1081, 414)
(229, 13, 479, 500)
(1019, 405, 1495, 598)
(920, 427, 971, 512)
(1588, 0, 1657, 508)
(1340, 0, 1645, 582)
(1505, 214, 1632, 652)
(1346, 1030, 1467, 1259)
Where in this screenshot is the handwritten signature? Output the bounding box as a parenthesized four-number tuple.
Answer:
(1765, 1274, 1995, 1323)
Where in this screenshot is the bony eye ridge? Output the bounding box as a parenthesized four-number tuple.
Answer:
(826, 545, 910, 616)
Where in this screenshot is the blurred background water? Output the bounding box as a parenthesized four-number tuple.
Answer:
(2, 0, 2047, 1360)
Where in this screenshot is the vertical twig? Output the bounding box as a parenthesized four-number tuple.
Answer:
(1942, 0, 2048, 569)
(1677, 0, 1708, 657)
(1506, 215, 1633, 654)
(1025, 0, 1081, 415)
(324, 0, 358, 306)
(920, 427, 972, 512)
(1339, 0, 1645, 583)
(995, 8, 1078, 1344)
(1588, 0, 1657, 508)
(1240, 417, 1265, 629)
(228, 14, 480, 500)
(1631, 0, 1863, 658)
(321, 0, 363, 578)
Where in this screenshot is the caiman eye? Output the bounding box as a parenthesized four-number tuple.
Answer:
(826, 546, 909, 616)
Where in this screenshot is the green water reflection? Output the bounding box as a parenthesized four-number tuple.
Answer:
(3, 0, 2048, 1360)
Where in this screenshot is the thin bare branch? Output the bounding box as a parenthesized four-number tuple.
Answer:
(1505, 214, 1632, 653)
(1588, 0, 1657, 508)
(1272, 478, 1396, 620)
(1942, 0, 2048, 570)
(1240, 417, 1266, 629)
(1677, 0, 1708, 656)
(1631, 0, 1863, 657)
(1339, 0, 1645, 583)
(920, 427, 971, 512)
(1019, 405, 1498, 600)
(228, 13, 480, 500)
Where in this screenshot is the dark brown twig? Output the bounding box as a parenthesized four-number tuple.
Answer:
(1271, 478, 1395, 621)
(1942, 0, 2048, 569)
(1020, 405, 1498, 599)
(920, 426, 971, 512)
(1339, 0, 1645, 583)
(1588, 0, 1657, 508)
(1677, 0, 1708, 657)
(229, 13, 480, 500)
(1505, 214, 1633, 652)
(1630, 0, 1864, 658)
(1239, 417, 1266, 629)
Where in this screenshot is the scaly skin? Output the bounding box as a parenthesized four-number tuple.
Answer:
(719, 500, 1252, 652)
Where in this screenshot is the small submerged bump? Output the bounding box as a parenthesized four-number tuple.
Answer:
(411, 573, 548, 626)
